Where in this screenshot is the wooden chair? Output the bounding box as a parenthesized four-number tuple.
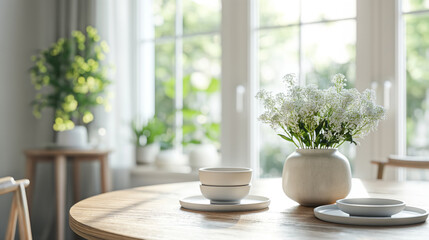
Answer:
(372, 155, 429, 179)
(0, 177, 32, 240)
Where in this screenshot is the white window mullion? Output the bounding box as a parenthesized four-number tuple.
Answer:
(221, 0, 253, 169)
(136, 0, 155, 123)
(298, 0, 304, 85)
(356, 0, 401, 180)
(355, 0, 376, 179)
(377, 0, 402, 180)
(250, 0, 260, 177)
(397, 0, 407, 180)
(175, 0, 183, 149)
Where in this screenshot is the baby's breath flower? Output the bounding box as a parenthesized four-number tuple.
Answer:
(256, 73, 386, 149)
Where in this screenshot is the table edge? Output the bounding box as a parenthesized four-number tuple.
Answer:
(69, 211, 141, 240)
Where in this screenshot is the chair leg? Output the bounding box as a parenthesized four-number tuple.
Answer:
(377, 163, 385, 180)
(100, 155, 110, 193)
(25, 157, 36, 212)
(55, 155, 66, 240)
(73, 159, 80, 203)
(16, 183, 32, 240)
(5, 194, 18, 240)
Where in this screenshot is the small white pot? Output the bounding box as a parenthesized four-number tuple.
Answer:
(155, 149, 188, 170)
(282, 149, 351, 207)
(189, 144, 220, 170)
(136, 143, 160, 165)
(56, 126, 88, 148)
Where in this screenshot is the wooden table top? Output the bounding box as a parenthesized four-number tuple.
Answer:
(24, 149, 111, 157)
(69, 179, 429, 240)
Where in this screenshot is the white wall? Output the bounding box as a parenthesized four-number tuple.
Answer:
(0, 1, 134, 239)
(0, 0, 50, 236)
(0, 0, 69, 238)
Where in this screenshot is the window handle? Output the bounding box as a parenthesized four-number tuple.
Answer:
(236, 85, 246, 113)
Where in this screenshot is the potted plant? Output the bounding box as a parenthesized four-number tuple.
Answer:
(154, 129, 188, 170)
(30, 26, 111, 148)
(180, 76, 221, 169)
(183, 122, 220, 170)
(256, 73, 386, 206)
(132, 117, 165, 164)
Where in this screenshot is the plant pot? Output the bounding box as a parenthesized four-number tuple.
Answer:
(136, 143, 160, 165)
(155, 149, 188, 171)
(282, 149, 351, 207)
(56, 125, 88, 148)
(188, 144, 220, 170)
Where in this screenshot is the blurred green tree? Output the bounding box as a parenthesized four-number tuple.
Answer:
(405, 0, 429, 154)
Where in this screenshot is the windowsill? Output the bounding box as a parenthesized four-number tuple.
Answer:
(129, 165, 199, 187)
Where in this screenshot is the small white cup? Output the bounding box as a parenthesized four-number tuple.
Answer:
(199, 167, 252, 186)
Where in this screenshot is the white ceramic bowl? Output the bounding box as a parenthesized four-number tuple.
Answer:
(199, 167, 252, 186)
(200, 184, 251, 203)
(336, 198, 406, 217)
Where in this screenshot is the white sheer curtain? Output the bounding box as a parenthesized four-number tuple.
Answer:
(94, 0, 134, 170)
(30, 1, 134, 239)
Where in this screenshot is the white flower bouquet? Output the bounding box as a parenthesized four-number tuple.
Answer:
(256, 73, 386, 149)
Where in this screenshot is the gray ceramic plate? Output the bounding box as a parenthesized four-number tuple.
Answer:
(314, 204, 428, 226)
(336, 198, 406, 217)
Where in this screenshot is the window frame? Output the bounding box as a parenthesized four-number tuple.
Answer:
(135, 0, 221, 149)
(221, 0, 404, 179)
(354, 0, 404, 180)
(134, 0, 406, 179)
(398, 1, 429, 179)
(254, 0, 358, 178)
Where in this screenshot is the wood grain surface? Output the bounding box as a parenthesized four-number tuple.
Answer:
(69, 179, 429, 240)
(24, 149, 111, 157)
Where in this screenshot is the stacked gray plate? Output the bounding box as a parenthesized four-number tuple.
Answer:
(314, 198, 428, 226)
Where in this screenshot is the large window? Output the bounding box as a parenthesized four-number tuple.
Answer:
(136, 0, 221, 150)
(134, 0, 429, 180)
(402, 0, 429, 179)
(255, 0, 357, 177)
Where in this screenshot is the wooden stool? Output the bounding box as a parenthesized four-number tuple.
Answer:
(1, 177, 32, 240)
(372, 155, 429, 179)
(24, 149, 111, 240)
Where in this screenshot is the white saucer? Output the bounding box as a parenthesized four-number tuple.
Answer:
(180, 195, 270, 212)
(314, 204, 428, 226)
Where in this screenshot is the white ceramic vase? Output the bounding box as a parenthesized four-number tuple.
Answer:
(56, 125, 88, 148)
(282, 149, 351, 207)
(136, 143, 160, 164)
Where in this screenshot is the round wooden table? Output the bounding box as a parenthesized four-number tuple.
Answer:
(69, 179, 429, 240)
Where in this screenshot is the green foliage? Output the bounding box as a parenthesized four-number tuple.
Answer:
(259, 145, 287, 178)
(157, 73, 221, 147)
(30, 26, 111, 131)
(132, 117, 166, 146)
(152, 5, 221, 147)
(404, 5, 429, 152)
(182, 76, 220, 146)
(159, 129, 176, 150)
